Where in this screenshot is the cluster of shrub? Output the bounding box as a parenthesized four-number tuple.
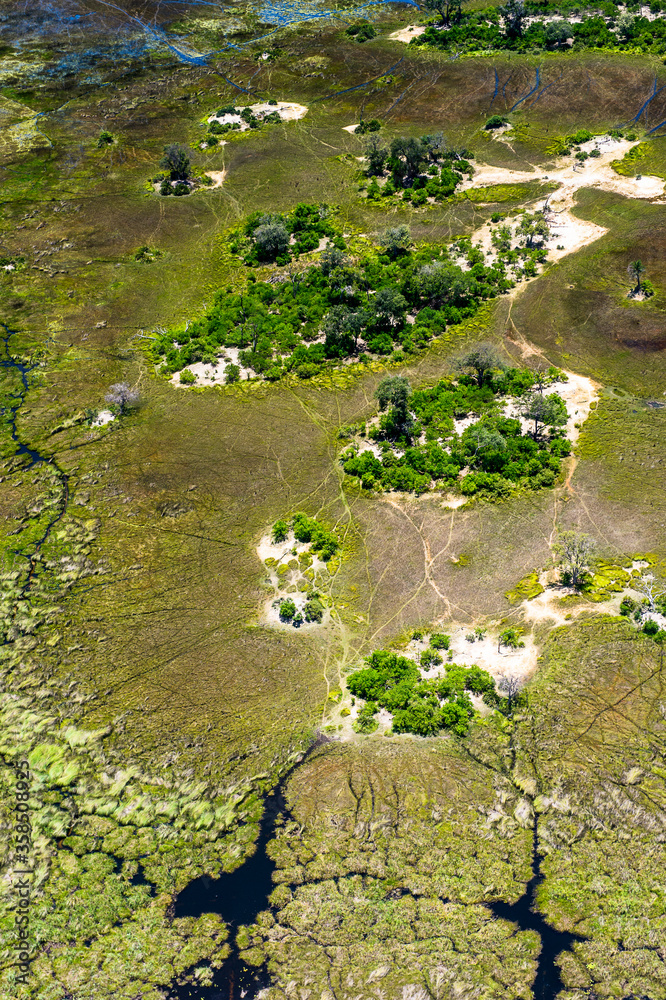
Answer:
(229, 202, 341, 267)
(346, 21, 377, 41)
(276, 592, 325, 627)
(414, 0, 666, 55)
(204, 101, 282, 146)
(271, 512, 339, 561)
(150, 215, 543, 380)
(152, 144, 212, 197)
(347, 647, 517, 736)
(341, 357, 570, 497)
(620, 593, 666, 644)
(361, 132, 474, 206)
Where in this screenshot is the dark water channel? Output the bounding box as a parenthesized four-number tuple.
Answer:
(171, 743, 324, 1000)
(173, 746, 588, 1000)
(488, 822, 585, 1000)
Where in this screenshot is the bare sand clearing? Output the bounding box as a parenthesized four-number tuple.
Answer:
(467, 138, 664, 263)
(205, 170, 226, 188)
(389, 24, 426, 42)
(169, 347, 253, 388)
(208, 101, 307, 132)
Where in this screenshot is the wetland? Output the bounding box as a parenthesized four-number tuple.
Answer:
(1, 1, 666, 998)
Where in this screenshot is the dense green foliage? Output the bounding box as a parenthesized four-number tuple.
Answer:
(347, 649, 499, 736)
(413, 3, 666, 55)
(342, 366, 571, 497)
(362, 133, 474, 206)
(149, 218, 538, 379)
(271, 513, 339, 561)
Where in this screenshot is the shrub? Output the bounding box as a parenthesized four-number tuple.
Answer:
(485, 115, 507, 129)
(643, 619, 659, 636)
(279, 598, 297, 622)
(421, 648, 443, 670)
(159, 178, 172, 196)
(271, 519, 289, 543)
(353, 702, 379, 733)
(620, 596, 638, 616)
(97, 130, 114, 147)
(173, 181, 190, 196)
(225, 364, 241, 383)
(179, 369, 196, 385)
(430, 632, 450, 650)
(304, 597, 325, 623)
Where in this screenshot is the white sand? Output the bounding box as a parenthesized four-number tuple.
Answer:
(170, 348, 253, 388)
(466, 139, 663, 267)
(389, 24, 426, 42)
(207, 101, 307, 133)
(91, 409, 115, 427)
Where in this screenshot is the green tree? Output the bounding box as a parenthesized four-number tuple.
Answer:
(452, 343, 507, 387)
(422, 0, 470, 26)
(323, 306, 366, 357)
(517, 211, 549, 248)
(278, 598, 297, 622)
(544, 20, 573, 47)
(375, 375, 411, 430)
(374, 287, 407, 328)
(388, 137, 425, 185)
(365, 135, 388, 176)
(628, 260, 646, 292)
(417, 261, 472, 308)
(160, 144, 191, 181)
(498, 627, 525, 652)
(520, 392, 567, 438)
(553, 530, 596, 588)
(499, 0, 526, 38)
(271, 519, 289, 543)
(378, 225, 411, 259)
(253, 220, 290, 261)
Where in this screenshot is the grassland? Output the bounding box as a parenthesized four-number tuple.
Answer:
(1, 3, 666, 997)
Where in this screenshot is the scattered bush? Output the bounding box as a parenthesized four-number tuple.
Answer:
(279, 598, 297, 622)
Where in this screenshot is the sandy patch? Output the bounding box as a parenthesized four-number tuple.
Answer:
(91, 409, 115, 427)
(440, 495, 467, 509)
(207, 101, 307, 133)
(445, 629, 538, 685)
(389, 24, 426, 42)
(502, 370, 598, 445)
(206, 170, 226, 188)
(467, 139, 663, 267)
(170, 348, 253, 388)
(343, 124, 361, 134)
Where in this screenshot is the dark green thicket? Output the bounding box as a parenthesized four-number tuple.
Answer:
(413, 2, 666, 55)
(342, 365, 571, 497)
(149, 215, 551, 379)
(347, 649, 506, 736)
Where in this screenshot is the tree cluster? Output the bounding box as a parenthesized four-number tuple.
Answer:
(413, 1, 666, 55)
(347, 649, 505, 737)
(362, 132, 474, 206)
(151, 218, 529, 381)
(341, 360, 570, 497)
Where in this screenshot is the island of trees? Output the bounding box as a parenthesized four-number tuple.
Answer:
(340, 352, 571, 499)
(149, 208, 551, 381)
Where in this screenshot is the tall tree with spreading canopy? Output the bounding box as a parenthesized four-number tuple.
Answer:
(375, 375, 411, 431)
(160, 144, 191, 180)
(452, 343, 507, 387)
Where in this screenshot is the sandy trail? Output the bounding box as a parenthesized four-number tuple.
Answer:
(467, 138, 664, 263)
